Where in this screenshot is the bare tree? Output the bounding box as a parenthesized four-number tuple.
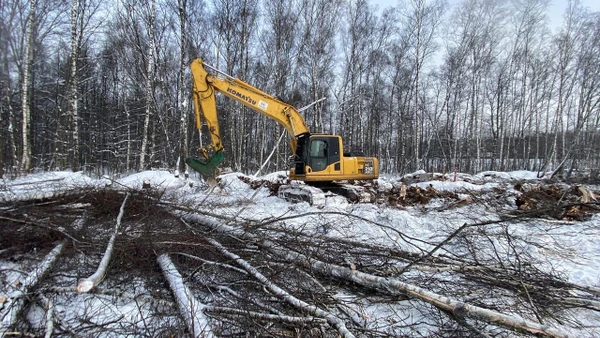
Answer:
(19, 0, 37, 173)
(177, 0, 189, 174)
(400, 0, 446, 170)
(337, 0, 376, 151)
(0, 0, 24, 177)
(296, 0, 343, 134)
(138, 0, 156, 171)
(208, 0, 259, 172)
(50, 0, 103, 171)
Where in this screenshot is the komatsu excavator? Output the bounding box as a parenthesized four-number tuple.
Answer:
(186, 58, 379, 203)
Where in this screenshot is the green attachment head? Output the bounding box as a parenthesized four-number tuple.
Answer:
(185, 150, 224, 177)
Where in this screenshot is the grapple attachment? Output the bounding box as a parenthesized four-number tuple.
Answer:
(185, 150, 224, 176)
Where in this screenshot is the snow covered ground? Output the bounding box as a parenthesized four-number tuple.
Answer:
(1, 169, 599, 337)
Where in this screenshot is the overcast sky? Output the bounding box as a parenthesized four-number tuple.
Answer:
(370, 0, 600, 32)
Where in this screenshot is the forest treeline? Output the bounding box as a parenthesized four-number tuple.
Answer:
(1, 0, 599, 178)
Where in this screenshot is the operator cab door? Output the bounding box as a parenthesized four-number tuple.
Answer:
(307, 136, 341, 175)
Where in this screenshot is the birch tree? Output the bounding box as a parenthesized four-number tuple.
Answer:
(51, 0, 102, 171)
(338, 0, 376, 151)
(400, 0, 445, 170)
(0, 0, 23, 177)
(546, 0, 583, 175)
(177, 0, 189, 174)
(209, 0, 258, 171)
(19, 0, 37, 173)
(296, 0, 342, 133)
(138, 0, 156, 171)
(257, 0, 301, 171)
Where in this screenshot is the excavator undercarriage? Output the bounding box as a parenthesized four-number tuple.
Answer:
(278, 181, 377, 206)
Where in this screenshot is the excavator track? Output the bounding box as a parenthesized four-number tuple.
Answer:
(278, 181, 377, 206)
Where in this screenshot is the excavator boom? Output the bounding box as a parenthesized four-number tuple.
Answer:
(187, 59, 311, 176)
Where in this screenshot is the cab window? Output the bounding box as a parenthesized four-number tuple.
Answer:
(309, 140, 328, 171)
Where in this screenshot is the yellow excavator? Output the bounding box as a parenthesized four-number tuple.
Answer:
(186, 58, 378, 197)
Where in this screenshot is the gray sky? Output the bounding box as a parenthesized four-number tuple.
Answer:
(370, 0, 600, 31)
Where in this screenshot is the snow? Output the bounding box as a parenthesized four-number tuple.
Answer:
(0, 171, 108, 202)
(1, 168, 599, 336)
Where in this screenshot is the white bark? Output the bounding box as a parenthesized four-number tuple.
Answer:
(205, 237, 355, 338)
(138, 0, 156, 171)
(0, 240, 65, 334)
(205, 306, 326, 324)
(254, 130, 285, 176)
(68, 0, 80, 171)
(20, 0, 37, 172)
(304, 259, 574, 338)
(77, 193, 129, 293)
(39, 295, 54, 338)
(157, 254, 214, 338)
(178, 0, 188, 173)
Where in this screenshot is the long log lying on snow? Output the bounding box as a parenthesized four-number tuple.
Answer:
(205, 237, 355, 338)
(77, 193, 129, 293)
(188, 216, 574, 338)
(157, 253, 214, 338)
(303, 257, 573, 338)
(0, 240, 66, 334)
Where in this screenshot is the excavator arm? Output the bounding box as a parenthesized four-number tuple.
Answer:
(187, 58, 310, 176)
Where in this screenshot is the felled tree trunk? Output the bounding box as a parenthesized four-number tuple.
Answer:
(157, 253, 214, 338)
(0, 240, 65, 334)
(206, 237, 355, 338)
(191, 216, 573, 338)
(77, 193, 129, 293)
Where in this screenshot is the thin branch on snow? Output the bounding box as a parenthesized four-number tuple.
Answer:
(205, 305, 327, 324)
(172, 251, 248, 275)
(77, 193, 129, 293)
(195, 281, 285, 316)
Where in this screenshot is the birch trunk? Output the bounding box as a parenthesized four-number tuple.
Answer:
(39, 295, 54, 338)
(303, 258, 573, 338)
(68, 0, 80, 171)
(138, 0, 156, 171)
(178, 0, 188, 174)
(77, 193, 129, 293)
(157, 254, 214, 338)
(20, 0, 37, 173)
(1, 79, 18, 177)
(0, 240, 65, 334)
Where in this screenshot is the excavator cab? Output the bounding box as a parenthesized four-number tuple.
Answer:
(307, 136, 341, 172)
(290, 134, 378, 182)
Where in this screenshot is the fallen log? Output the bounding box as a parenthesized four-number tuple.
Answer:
(304, 257, 573, 338)
(157, 253, 214, 338)
(0, 240, 66, 334)
(205, 237, 355, 338)
(77, 193, 129, 293)
(189, 215, 575, 338)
